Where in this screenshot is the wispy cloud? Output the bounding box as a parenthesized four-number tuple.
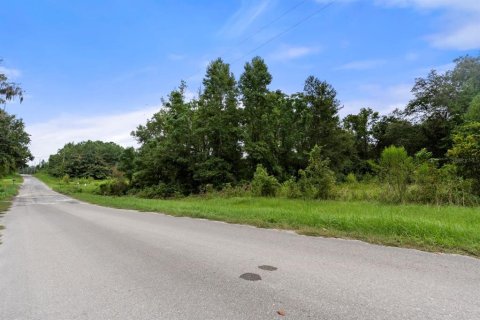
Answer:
(26, 106, 159, 162)
(0, 66, 21, 79)
(341, 83, 412, 116)
(167, 53, 187, 61)
(322, 0, 480, 50)
(270, 45, 321, 61)
(219, 0, 272, 37)
(337, 59, 386, 71)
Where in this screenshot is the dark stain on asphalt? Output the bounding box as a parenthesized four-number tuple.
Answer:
(258, 265, 277, 271)
(240, 273, 262, 281)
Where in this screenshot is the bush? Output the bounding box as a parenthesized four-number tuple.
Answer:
(379, 146, 413, 202)
(135, 183, 182, 199)
(98, 179, 129, 196)
(298, 146, 335, 199)
(279, 177, 302, 199)
(251, 165, 279, 197)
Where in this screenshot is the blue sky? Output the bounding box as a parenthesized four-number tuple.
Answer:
(1, 0, 479, 162)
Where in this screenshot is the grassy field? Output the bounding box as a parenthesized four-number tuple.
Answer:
(36, 173, 480, 257)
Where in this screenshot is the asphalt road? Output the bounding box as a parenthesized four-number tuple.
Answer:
(1, 176, 479, 320)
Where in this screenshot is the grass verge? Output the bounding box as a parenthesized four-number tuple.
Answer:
(36, 173, 480, 257)
(0, 174, 23, 240)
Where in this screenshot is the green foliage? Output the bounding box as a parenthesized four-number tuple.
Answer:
(379, 146, 413, 202)
(251, 164, 279, 197)
(298, 146, 336, 199)
(47, 140, 124, 179)
(98, 179, 129, 196)
(0, 109, 33, 177)
(465, 94, 480, 122)
(0, 62, 23, 105)
(278, 177, 302, 199)
(447, 122, 480, 194)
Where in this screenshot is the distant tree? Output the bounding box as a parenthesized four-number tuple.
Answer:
(47, 141, 124, 179)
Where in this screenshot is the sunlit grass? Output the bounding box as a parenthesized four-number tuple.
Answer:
(37, 173, 480, 257)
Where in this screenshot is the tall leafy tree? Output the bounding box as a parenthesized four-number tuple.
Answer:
(0, 109, 33, 176)
(193, 58, 242, 186)
(239, 56, 279, 176)
(0, 65, 31, 176)
(343, 107, 379, 172)
(302, 76, 353, 174)
(133, 82, 196, 192)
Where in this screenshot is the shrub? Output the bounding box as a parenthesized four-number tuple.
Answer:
(98, 179, 129, 196)
(251, 165, 279, 197)
(298, 145, 335, 199)
(279, 177, 302, 199)
(379, 146, 413, 202)
(135, 183, 182, 199)
(345, 172, 358, 184)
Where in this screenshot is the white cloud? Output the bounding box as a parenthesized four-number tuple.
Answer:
(341, 83, 412, 117)
(318, 0, 480, 50)
(219, 0, 272, 37)
(26, 106, 160, 163)
(0, 66, 21, 79)
(270, 45, 321, 61)
(337, 59, 386, 71)
(167, 53, 187, 61)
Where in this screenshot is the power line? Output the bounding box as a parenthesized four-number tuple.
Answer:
(235, 0, 309, 47)
(231, 1, 335, 65)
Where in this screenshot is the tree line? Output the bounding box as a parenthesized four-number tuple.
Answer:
(43, 55, 480, 204)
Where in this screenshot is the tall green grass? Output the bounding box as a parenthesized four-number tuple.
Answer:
(37, 173, 480, 257)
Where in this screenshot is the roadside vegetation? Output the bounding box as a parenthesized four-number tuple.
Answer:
(31, 54, 480, 256)
(36, 172, 480, 256)
(0, 174, 23, 241)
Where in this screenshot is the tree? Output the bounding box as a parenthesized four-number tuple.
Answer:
(132, 82, 196, 193)
(239, 57, 279, 176)
(447, 122, 480, 194)
(193, 58, 242, 187)
(0, 109, 33, 176)
(403, 55, 480, 157)
(343, 107, 379, 173)
(0, 65, 31, 176)
(118, 147, 136, 181)
(465, 94, 480, 122)
(47, 141, 124, 179)
(302, 76, 354, 174)
(0, 61, 23, 106)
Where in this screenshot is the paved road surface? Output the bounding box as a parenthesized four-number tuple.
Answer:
(1, 176, 479, 319)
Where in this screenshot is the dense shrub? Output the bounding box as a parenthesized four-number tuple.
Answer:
(378, 146, 413, 202)
(278, 177, 302, 198)
(251, 165, 279, 197)
(135, 183, 182, 199)
(98, 179, 129, 196)
(297, 146, 335, 199)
